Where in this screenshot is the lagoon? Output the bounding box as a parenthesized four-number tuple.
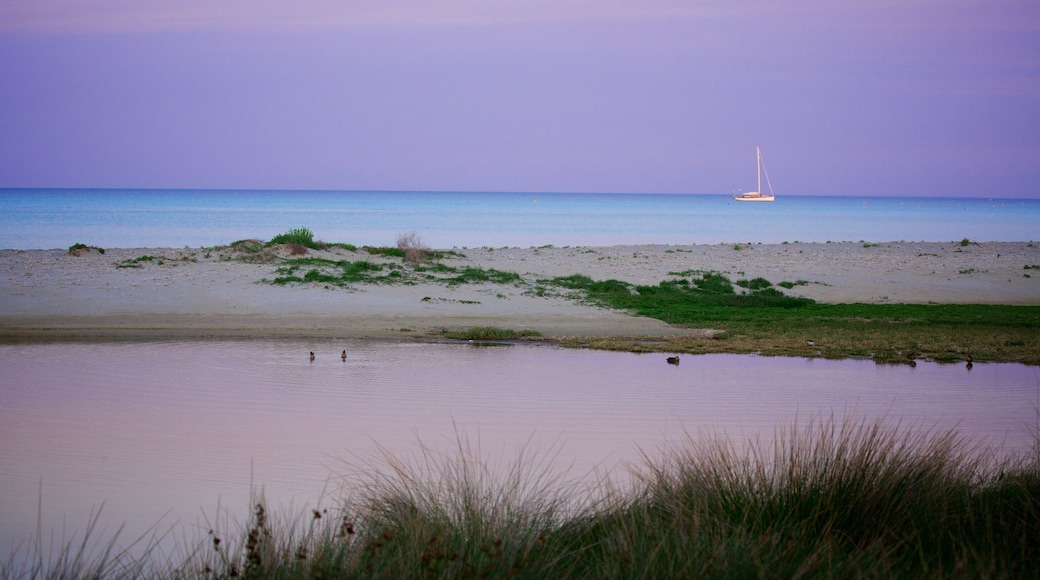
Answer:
(1, 339, 1037, 557)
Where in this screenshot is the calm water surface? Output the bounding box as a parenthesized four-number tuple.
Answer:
(1, 340, 1037, 556)
(2, 189, 1038, 249)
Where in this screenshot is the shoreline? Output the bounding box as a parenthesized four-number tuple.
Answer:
(2, 241, 1038, 342)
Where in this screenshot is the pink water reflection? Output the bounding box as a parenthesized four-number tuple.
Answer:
(1, 341, 1037, 555)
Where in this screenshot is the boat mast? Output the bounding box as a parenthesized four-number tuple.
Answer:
(756, 146, 761, 195)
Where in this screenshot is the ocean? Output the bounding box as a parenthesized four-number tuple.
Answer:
(1, 189, 1037, 250)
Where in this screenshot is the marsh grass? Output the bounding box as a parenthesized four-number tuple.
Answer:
(15, 418, 1036, 577)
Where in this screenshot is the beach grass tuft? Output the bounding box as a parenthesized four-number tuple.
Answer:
(13, 417, 1037, 577)
(266, 227, 322, 250)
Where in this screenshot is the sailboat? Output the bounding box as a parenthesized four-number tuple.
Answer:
(733, 146, 775, 202)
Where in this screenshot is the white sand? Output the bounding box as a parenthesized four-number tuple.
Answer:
(2, 241, 1038, 340)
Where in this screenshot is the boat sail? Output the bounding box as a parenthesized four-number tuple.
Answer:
(733, 146, 775, 202)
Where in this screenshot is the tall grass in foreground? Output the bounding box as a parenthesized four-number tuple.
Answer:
(8, 418, 1039, 578)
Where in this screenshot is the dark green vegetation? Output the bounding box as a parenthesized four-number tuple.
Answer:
(551, 270, 1040, 365)
(12, 419, 1039, 578)
(267, 258, 519, 289)
(116, 254, 163, 268)
(67, 243, 104, 255)
(266, 227, 321, 250)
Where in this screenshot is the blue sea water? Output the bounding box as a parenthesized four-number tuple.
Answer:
(0, 189, 1037, 250)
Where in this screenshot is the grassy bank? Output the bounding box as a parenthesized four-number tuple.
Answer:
(9, 418, 1038, 578)
(549, 271, 1040, 365)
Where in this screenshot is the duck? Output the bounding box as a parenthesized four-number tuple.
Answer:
(666, 356, 680, 366)
(309, 351, 315, 362)
(966, 354, 973, 370)
(341, 350, 347, 361)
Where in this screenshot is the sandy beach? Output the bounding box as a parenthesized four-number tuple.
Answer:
(2, 241, 1038, 341)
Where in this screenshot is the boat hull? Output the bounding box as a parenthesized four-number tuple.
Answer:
(733, 194, 775, 202)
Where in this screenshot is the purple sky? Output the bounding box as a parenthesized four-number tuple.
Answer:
(1, 1, 1038, 197)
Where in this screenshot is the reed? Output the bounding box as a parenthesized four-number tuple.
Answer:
(10, 418, 1038, 578)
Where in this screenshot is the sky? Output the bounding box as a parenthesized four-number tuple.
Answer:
(1, 1, 1038, 197)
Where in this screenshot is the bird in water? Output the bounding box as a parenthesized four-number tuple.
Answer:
(309, 351, 315, 362)
(341, 350, 347, 361)
(666, 356, 680, 366)
(966, 354, 973, 370)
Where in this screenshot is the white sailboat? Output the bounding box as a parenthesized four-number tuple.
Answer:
(733, 146, 775, 202)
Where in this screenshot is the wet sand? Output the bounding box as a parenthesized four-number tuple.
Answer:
(2, 241, 1038, 341)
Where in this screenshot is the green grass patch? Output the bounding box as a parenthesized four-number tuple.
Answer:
(549, 270, 1040, 364)
(116, 255, 163, 268)
(270, 259, 389, 286)
(444, 266, 523, 285)
(735, 276, 773, 290)
(364, 245, 406, 259)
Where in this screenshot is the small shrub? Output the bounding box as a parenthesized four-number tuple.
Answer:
(67, 243, 105, 255)
(736, 277, 773, 291)
(397, 232, 433, 263)
(693, 272, 735, 294)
